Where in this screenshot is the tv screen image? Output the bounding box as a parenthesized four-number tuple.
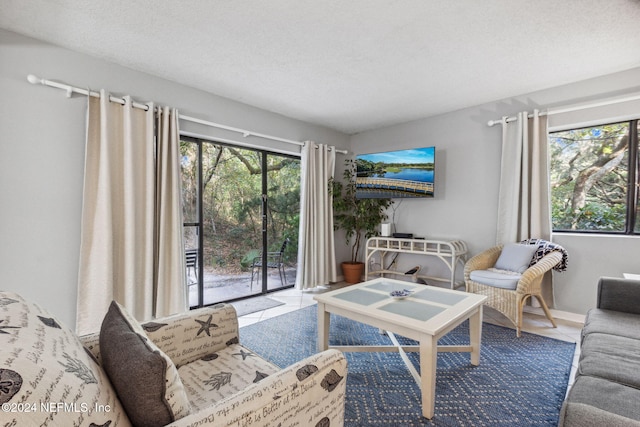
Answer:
(355, 147, 435, 199)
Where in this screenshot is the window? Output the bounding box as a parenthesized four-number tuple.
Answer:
(549, 120, 639, 233)
(180, 136, 300, 308)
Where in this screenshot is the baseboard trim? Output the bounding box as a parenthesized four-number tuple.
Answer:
(523, 306, 585, 324)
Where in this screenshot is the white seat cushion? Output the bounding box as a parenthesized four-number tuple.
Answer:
(177, 343, 280, 411)
(469, 269, 522, 290)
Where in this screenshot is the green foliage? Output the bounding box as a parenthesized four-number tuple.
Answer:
(180, 140, 300, 273)
(240, 249, 261, 269)
(331, 159, 393, 263)
(550, 123, 630, 232)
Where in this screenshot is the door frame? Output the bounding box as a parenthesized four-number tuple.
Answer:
(181, 135, 298, 309)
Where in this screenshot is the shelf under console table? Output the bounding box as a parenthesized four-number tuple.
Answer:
(364, 237, 468, 289)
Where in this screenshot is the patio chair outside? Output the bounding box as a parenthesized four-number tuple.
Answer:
(250, 238, 289, 291)
(185, 249, 198, 285)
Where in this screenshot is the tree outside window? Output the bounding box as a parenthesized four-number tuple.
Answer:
(549, 120, 639, 233)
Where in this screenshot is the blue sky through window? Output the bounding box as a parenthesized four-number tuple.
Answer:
(358, 147, 434, 164)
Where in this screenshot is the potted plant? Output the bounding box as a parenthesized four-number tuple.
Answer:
(330, 159, 393, 283)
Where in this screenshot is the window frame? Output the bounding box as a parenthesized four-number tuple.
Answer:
(550, 119, 639, 235)
(180, 135, 300, 309)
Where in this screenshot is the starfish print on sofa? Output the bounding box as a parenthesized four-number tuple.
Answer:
(195, 315, 218, 336)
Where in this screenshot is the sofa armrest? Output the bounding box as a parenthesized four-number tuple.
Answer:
(597, 277, 640, 315)
(167, 349, 348, 427)
(143, 304, 240, 367)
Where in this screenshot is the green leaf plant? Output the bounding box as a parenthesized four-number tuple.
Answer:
(330, 159, 393, 264)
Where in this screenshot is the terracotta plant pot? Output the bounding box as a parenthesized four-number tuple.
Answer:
(342, 261, 364, 284)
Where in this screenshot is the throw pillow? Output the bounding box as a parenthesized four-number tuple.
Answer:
(494, 243, 538, 273)
(100, 301, 191, 426)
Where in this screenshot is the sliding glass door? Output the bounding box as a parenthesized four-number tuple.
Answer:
(180, 136, 299, 308)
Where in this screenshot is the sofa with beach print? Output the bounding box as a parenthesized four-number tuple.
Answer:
(0, 291, 347, 426)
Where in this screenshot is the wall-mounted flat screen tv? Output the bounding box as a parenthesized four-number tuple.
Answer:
(355, 146, 435, 199)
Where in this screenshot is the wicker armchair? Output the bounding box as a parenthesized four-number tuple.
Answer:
(464, 245, 562, 337)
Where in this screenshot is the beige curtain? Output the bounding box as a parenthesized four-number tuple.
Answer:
(76, 91, 185, 335)
(496, 109, 554, 305)
(154, 106, 187, 318)
(296, 142, 337, 290)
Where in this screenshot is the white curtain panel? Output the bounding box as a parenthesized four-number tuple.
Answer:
(296, 142, 337, 290)
(76, 92, 185, 335)
(153, 106, 187, 318)
(496, 109, 554, 305)
(496, 110, 551, 243)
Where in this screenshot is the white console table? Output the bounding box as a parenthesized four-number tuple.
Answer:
(364, 237, 468, 289)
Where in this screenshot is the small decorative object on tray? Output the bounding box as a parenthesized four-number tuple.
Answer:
(390, 289, 413, 299)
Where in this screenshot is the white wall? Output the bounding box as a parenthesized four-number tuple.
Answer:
(350, 66, 640, 315)
(3, 28, 640, 324)
(0, 29, 350, 329)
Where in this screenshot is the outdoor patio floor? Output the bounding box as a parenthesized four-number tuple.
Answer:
(188, 267, 297, 306)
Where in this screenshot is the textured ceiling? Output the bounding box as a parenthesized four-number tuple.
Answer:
(2, 0, 640, 134)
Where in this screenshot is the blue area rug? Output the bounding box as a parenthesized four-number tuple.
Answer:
(240, 305, 575, 427)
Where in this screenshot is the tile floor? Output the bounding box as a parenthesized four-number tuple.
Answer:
(237, 282, 583, 393)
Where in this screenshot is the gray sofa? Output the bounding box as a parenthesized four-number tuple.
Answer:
(559, 277, 640, 426)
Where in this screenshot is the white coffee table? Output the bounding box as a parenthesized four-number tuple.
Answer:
(314, 278, 487, 419)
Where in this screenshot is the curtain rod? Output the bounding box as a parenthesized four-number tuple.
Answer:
(486, 92, 640, 127)
(26, 74, 348, 154)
